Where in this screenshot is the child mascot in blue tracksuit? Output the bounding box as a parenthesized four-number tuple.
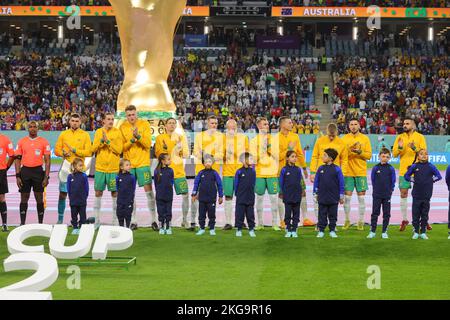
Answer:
(313, 148, 345, 238)
(404, 149, 442, 240)
(67, 158, 89, 235)
(446, 165, 450, 239)
(154, 153, 175, 235)
(234, 152, 256, 238)
(279, 150, 304, 238)
(116, 159, 137, 229)
(368, 148, 396, 239)
(191, 154, 223, 236)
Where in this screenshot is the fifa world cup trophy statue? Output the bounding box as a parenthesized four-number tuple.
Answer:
(110, 0, 187, 136)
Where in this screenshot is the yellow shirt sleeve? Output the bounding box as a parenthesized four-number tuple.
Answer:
(296, 136, 306, 168)
(360, 136, 372, 161)
(54, 131, 65, 158)
(91, 130, 102, 154)
(74, 132, 92, 158)
(310, 137, 321, 173)
(108, 130, 123, 156)
(392, 134, 406, 158)
(154, 135, 164, 158)
(136, 121, 151, 151)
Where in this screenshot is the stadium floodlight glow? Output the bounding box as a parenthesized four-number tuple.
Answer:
(352, 26, 358, 40)
(277, 25, 283, 36)
(428, 26, 434, 41)
(58, 25, 63, 40)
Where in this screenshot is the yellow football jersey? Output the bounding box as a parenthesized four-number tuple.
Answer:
(193, 130, 224, 175)
(91, 127, 123, 173)
(250, 133, 279, 178)
(120, 119, 152, 169)
(341, 132, 372, 177)
(223, 133, 249, 177)
(154, 132, 189, 179)
(310, 135, 348, 174)
(393, 131, 427, 176)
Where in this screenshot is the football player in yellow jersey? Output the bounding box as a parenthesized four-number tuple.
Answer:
(250, 117, 280, 231)
(341, 119, 372, 231)
(192, 115, 224, 230)
(393, 118, 427, 232)
(222, 119, 248, 230)
(313, 122, 320, 135)
(119, 105, 157, 231)
(297, 123, 305, 134)
(309, 123, 348, 221)
(155, 118, 190, 228)
(91, 112, 123, 228)
(304, 123, 312, 134)
(276, 117, 314, 228)
(54, 113, 92, 224)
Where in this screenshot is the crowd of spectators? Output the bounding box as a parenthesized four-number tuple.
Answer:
(331, 54, 450, 136)
(172, 48, 320, 132)
(0, 46, 321, 132)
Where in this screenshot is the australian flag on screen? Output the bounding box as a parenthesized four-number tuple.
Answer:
(281, 7, 293, 16)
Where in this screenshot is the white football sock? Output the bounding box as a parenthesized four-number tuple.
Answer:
(131, 200, 137, 225)
(313, 196, 318, 218)
(182, 194, 189, 223)
(344, 195, 352, 221)
(301, 196, 308, 219)
(112, 196, 118, 226)
(224, 199, 233, 226)
(94, 196, 102, 225)
(256, 194, 264, 226)
(278, 198, 285, 223)
(146, 191, 156, 224)
(400, 197, 408, 221)
(358, 195, 366, 222)
(269, 194, 279, 226)
(191, 200, 198, 225)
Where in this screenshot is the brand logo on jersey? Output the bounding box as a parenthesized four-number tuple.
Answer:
(241, 174, 245, 177)
(377, 170, 381, 174)
(320, 170, 324, 173)
(415, 168, 420, 172)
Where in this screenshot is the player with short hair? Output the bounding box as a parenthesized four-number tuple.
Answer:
(222, 119, 248, 230)
(191, 115, 224, 231)
(341, 118, 372, 231)
(154, 118, 190, 228)
(276, 116, 312, 229)
(91, 112, 123, 227)
(250, 117, 280, 231)
(54, 113, 92, 224)
(393, 118, 427, 232)
(309, 123, 348, 221)
(119, 105, 157, 231)
(14, 121, 51, 225)
(0, 132, 15, 232)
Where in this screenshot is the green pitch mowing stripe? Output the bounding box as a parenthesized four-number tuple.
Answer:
(0, 226, 449, 300)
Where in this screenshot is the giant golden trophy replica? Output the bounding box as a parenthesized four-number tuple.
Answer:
(110, 0, 187, 137)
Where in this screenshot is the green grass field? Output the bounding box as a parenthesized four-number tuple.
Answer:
(0, 225, 449, 300)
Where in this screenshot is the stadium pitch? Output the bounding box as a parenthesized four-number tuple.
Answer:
(0, 226, 449, 300)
